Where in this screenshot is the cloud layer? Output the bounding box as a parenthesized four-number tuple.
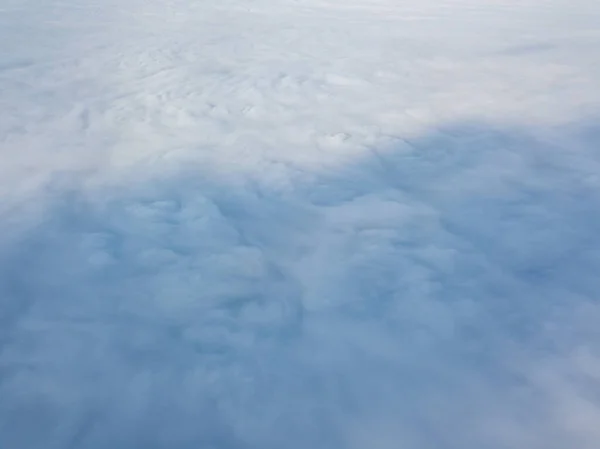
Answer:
(2, 0, 600, 447)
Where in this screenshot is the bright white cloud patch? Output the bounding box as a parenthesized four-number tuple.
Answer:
(1, 0, 600, 448)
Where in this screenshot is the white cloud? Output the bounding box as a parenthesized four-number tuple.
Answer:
(1, 0, 600, 448)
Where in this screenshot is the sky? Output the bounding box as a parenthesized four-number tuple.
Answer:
(1, 0, 600, 448)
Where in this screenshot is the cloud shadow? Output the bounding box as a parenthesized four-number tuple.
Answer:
(1, 117, 600, 449)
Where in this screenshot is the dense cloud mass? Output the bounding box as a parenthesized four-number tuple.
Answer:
(1, 0, 600, 448)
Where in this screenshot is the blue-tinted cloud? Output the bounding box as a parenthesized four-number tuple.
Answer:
(1, 119, 600, 449)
